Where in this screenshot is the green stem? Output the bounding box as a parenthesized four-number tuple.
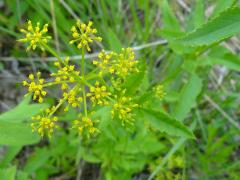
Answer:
(81, 48, 85, 74)
(48, 98, 65, 117)
(81, 49, 88, 116)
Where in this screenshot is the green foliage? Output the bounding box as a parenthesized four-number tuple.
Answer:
(0, 0, 240, 179)
(179, 7, 240, 46)
(139, 108, 194, 139)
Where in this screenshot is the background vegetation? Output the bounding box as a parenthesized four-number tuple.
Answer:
(0, 0, 240, 179)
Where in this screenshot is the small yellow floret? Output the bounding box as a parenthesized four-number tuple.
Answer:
(18, 20, 52, 51)
(87, 81, 110, 106)
(23, 72, 47, 103)
(31, 107, 58, 137)
(69, 20, 102, 51)
(72, 116, 99, 137)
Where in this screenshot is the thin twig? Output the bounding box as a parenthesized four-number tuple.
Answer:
(0, 39, 167, 62)
(59, 0, 80, 20)
(177, 0, 191, 13)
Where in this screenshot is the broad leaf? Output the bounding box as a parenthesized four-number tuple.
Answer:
(138, 108, 195, 139)
(0, 166, 16, 180)
(0, 121, 40, 146)
(173, 73, 202, 121)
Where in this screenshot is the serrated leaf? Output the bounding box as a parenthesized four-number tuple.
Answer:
(0, 121, 40, 146)
(138, 108, 195, 139)
(179, 7, 240, 46)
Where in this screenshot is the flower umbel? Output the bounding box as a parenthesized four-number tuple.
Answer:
(31, 107, 58, 137)
(111, 91, 139, 126)
(114, 48, 138, 78)
(154, 85, 166, 100)
(93, 50, 115, 75)
(22, 72, 47, 103)
(87, 81, 110, 106)
(63, 88, 83, 110)
(18, 20, 51, 51)
(69, 20, 102, 51)
(19, 19, 146, 139)
(50, 57, 80, 90)
(72, 115, 99, 138)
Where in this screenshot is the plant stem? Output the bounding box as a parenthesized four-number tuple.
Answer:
(81, 48, 85, 74)
(81, 49, 88, 116)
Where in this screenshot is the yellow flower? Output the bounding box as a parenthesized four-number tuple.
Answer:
(31, 107, 58, 137)
(69, 20, 102, 51)
(93, 48, 138, 78)
(22, 72, 47, 103)
(18, 20, 51, 51)
(87, 81, 110, 106)
(111, 92, 139, 126)
(114, 48, 138, 78)
(93, 50, 115, 75)
(63, 88, 83, 109)
(72, 115, 99, 137)
(50, 57, 80, 90)
(154, 85, 166, 100)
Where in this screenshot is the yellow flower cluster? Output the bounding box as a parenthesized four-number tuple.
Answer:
(22, 72, 46, 103)
(87, 81, 110, 106)
(93, 50, 115, 75)
(111, 93, 139, 126)
(154, 85, 166, 100)
(69, 20, 102, 51)
(31, 107, 58, 137)
(18, 20, 51, 51)
(93, 48, 138, 79)
(63, 88, 83, 110)
(19, 19, 144, 138)
(50, 57, 80, 90)
(72, 116, 99, 137)
(114, 48, 138, 78)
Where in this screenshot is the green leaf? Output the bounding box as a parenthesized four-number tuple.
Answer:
(107, 28, 122, 51)
(179, 7, 240, 47)
(0, 166, 16, 180)
(173, 73, 202, 121)
(16, 171, 29, 180)
(0, 121, 40, 146)
(138, 108, 195, 139)
(23, 148, 50, 173)
(187, 0, 205, 29)
(122, 61, 146, 95)
(0, 97, 48, 122)
(0, 146, 22, 167)
(200, 55, 240, 71)
(211, 0, 237, 18)
(159, 0, 180, 30)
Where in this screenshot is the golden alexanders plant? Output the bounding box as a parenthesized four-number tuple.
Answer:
(18, 20, 166, 138)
